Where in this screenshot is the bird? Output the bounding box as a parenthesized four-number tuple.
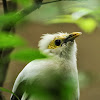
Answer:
(11, 32, 82, 100)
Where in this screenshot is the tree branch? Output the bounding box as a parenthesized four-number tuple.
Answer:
(1, 0, 66, 32)
(1, 3, 41, 32)
(42, 0, 66, 5)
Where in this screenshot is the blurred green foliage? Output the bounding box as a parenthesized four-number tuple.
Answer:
(0, 13, 16, 27)
(10, 48, 48, 62)
(47, 7, 98, 33)
(77, 18, 97, 33)
(0, 32, 25, 48)
(25, 0, 100, 33)
(1, 0, 99, 33)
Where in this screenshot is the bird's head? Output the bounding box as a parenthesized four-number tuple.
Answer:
(38, 32, 82, 58)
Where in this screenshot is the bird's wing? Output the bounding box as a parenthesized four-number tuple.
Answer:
(10, 59, 57, 100)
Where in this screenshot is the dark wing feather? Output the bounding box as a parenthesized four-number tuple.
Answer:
(11, 80, 26, 100)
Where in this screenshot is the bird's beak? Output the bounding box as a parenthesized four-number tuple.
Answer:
(64, 32, 82, 43)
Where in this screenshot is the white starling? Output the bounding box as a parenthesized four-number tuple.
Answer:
(11, 32, 82, 100)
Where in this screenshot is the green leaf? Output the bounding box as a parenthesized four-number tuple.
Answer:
(0, 32, 25, 48)
(71, 7, 92, 14)
(71, 8, 92, 20)
(10, 48, 48, 62)
(0, 13, 14, 26)
(47, 15, 75, 24)
(76, 18, 97, 33)
(47, 7, 92, 24)
(0, 87, 20, 100)
(47, 14, 97, 33)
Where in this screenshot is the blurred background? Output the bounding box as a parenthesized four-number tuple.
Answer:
(0, 0, 100, 100)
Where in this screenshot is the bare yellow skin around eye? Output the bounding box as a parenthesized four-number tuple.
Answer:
(48, 34, 67, 49)
(48, 38, 60, 49)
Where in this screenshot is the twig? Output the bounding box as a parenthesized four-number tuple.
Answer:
(2, 0, 8, 13)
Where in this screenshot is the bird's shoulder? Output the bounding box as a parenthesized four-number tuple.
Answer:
(12, 58, 61, 91)
(23, 58, 59, 73)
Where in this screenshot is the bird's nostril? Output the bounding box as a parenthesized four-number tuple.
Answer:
(73, 34, 76, 36)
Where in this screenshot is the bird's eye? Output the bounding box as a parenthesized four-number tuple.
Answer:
(55, 39, 61, 46)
